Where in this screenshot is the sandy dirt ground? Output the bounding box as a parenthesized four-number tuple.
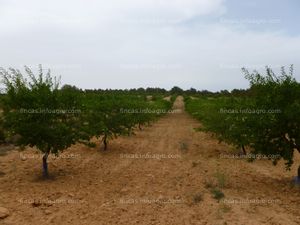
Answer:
(0, 96, 299, 225)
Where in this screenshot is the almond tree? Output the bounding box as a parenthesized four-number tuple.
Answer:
(0, 65, 82, 177)
(243, 66, 300, 180)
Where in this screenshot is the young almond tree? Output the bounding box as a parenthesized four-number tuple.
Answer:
(243, 66, 300, 181)
(0, 65, 82, 177)
(87, 95, 133, 150)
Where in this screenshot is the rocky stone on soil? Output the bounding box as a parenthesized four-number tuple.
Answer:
(0, 207, 10, 219)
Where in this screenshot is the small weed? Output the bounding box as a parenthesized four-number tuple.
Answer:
(193, 193, 203, 203)
(211, 188, 225, 201)
(213, 171, 227, 189)
(179, 141, 189, 152)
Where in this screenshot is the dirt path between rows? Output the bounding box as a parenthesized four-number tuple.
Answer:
(0, 96, 299, 225)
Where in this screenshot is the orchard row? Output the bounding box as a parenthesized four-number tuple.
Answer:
(185, 66, 300, 179)
(0, 66, 175, 177)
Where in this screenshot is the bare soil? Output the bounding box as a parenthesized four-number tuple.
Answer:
(0, 96, 299, 225)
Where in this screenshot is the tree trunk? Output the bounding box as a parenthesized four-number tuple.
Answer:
(241, 145, 246, 155)
(298, 165, 300, 178)
(42, 151, 50, 178)
(139, 123, 142, 130)
(103, 134, 107, 150)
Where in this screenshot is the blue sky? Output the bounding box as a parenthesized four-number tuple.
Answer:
(225, 0, 300, 35)
(0, 0, 299, 91)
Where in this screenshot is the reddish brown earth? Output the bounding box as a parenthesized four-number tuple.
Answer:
(0, 96, 299, 225)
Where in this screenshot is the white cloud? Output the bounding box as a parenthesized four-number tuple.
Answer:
(0, 0, 299, 91)
(0, 0, 226, 32)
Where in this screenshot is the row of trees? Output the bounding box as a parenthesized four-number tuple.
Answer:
(185, 66, 300, 180)
(0, 66, 173, 177)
